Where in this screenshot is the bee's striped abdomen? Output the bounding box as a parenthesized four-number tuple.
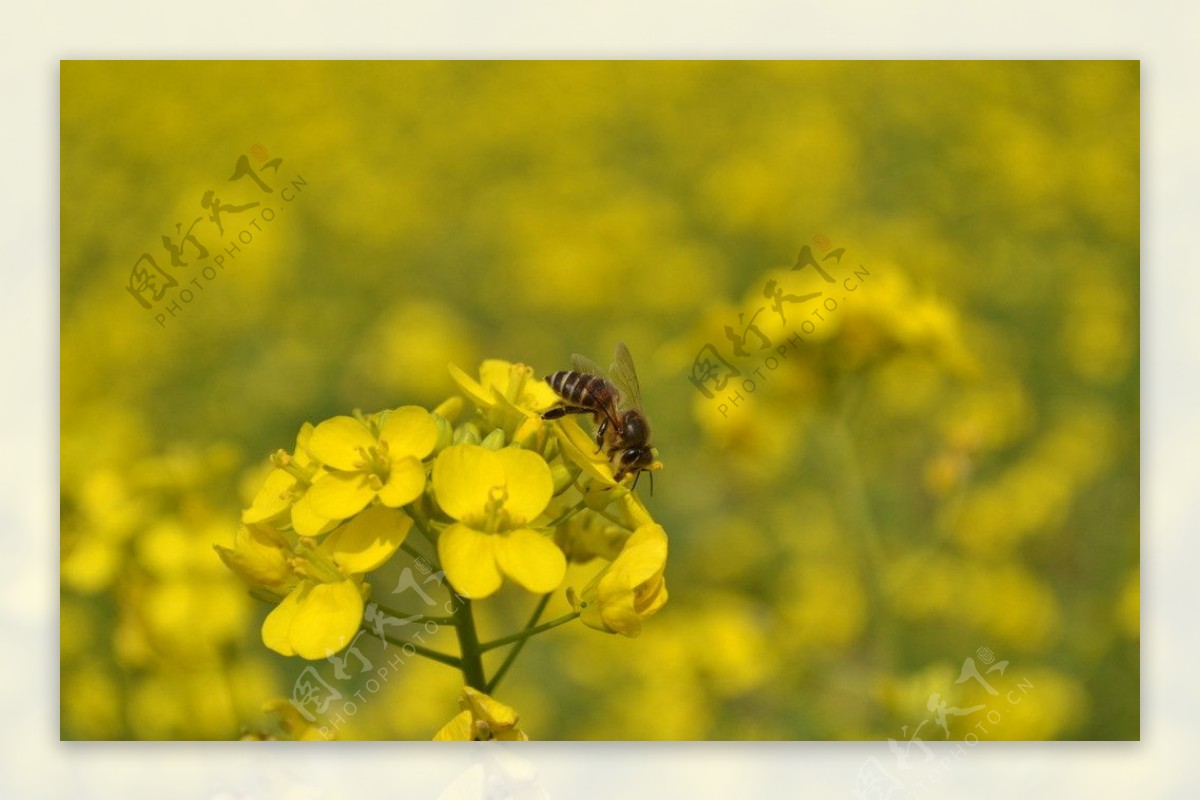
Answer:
(548, 370, 608, 406)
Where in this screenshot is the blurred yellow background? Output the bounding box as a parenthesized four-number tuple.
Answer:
(60, 61, 1138, 740)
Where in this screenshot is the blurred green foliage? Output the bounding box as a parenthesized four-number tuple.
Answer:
(60, 61, 1138, 740)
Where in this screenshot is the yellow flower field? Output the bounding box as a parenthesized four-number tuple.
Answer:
(60, 60, 1138, 740)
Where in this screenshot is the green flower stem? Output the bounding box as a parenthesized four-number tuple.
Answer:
(484, 593, 550, 694)
(450, 593, 488, 690)
(541, 498, 588, 530)
(478, 611, 580, 653)
(399, 540, 439, 571)
(361, 625, 462, 669)
(371, 601, 456, 627)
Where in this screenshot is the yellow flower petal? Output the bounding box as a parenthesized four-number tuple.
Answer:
(432, 395, 465, 423)
(331, 505, 412, 574)
(448, 362, 497, 408)
(308, 416, 374, 471)
(307, 471, 375, 520)
(262, 584, 304, 656)
(478, 360, 516, 395)
(438, 523, 502, 598)
(595, 589, 644, 636)
(433, 445, 503, 522)
(495, 448, 553, 522)
(494, 528, 566, 594)
(215, 523, 292, 588)
(292, 419, 316, 455)
(291, 489, 338, 537)
(379, 406, 439, 459)
(496, 729, 530, 741)
(242, 469, 297, 524)
(607, 525, 668, 588)
(620, 492, 656, 529)
(433, 709, 474, 741)
(288, 579, 364, 659)
(462, 686, 520, 728)
(511, 414, 545, 448)
(522, 378, 560, 412)
(378, 455, 426, 508)
(553, 416, 618, 484)
(578, 524, 669, 637)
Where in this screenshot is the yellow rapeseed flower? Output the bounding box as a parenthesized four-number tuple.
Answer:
(433, 686, 528, 741)
(574, 523, 668, 637)
(261, 577, 365, 660)
(214, 522, 295, 596)
(305, 407, 438, 521)
(233, 503, 413, 659)
(449, 359, 557, 416)
(432, 444, 566, 599)
(242, 423, 327, 534)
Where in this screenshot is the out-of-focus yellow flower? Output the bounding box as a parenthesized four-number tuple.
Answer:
(433, 444, 565, 598)
(62, 660, 123, 740)
(574, 523, 668, 637)
(777, 560, 866, 651)
(966, 667, 1086, 740)
(433, 686, 529, 741)
(1116, 568, 1139, 638)
(255, 699, 332, 741)
(305, 407, 438, 520)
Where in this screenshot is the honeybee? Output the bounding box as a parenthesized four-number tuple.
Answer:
(543, 342, 657, 491)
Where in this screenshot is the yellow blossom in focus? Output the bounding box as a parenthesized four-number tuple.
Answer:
(574, 523, 668, 637)
(261, 577, 365, 660)
(433, 444, 566, 598)
(242, 423, 332, 536)
(255, 504, 413, 658)
(305, 407, 438, 521)
(433, 686, 528, 741)
(449, 359, 559, 416)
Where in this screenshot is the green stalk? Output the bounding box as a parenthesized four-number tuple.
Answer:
(360, 625, 461, 669)
(478, 611, 579, 653)
(450, 593, 488, 690)
(371, 601, 456, 627)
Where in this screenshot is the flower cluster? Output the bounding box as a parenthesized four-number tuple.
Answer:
(219, 357, 669, 737)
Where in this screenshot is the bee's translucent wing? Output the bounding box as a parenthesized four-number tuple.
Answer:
(570, 352, 610, 380)
(609, 342, 643, 411)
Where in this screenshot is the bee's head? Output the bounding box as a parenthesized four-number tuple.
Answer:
(618, 446, 656, 495)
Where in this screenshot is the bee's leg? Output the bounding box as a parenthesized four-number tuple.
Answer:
(594, 417, 608, 452)
(542, 405, 593, 421)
